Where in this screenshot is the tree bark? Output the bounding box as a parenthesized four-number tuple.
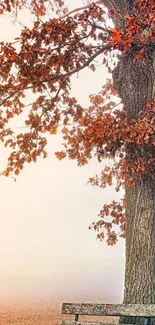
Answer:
(112, 46, 155, 323)
(125, 177, 155, 305)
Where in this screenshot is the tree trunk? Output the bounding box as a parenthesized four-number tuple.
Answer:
(112, 50, 155, 324)
(125, 177, 155, 305)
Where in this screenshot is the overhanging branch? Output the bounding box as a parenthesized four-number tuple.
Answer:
(0, 44, 111, 108)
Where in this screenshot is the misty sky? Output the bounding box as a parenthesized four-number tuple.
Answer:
(0, 0, 125, 302)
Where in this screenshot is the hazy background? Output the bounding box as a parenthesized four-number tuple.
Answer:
(0, 0, 125, 303)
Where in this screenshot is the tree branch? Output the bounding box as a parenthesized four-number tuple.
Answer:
(0, 44, 111, 109)
(40, 86, 62, 118)
(59, 1, 104, 20)
(24, 44, 112, 87)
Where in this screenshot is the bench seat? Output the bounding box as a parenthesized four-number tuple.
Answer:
(61, 303, 155, 325)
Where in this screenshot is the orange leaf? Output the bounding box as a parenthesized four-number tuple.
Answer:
(50, 128, 57, 135)
(55, 151, 66, 160)
(111, 29, 122, 41)
(10, 54, 17, 61)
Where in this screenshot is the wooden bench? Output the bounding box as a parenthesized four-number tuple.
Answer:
(61, 303, 155, 325)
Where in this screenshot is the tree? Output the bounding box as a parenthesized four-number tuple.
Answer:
(0, 0, 155, 316)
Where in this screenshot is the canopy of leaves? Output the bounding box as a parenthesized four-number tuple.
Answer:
(0, 0, 154, 244)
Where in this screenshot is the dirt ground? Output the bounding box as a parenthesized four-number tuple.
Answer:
(0, 300, 119, 325)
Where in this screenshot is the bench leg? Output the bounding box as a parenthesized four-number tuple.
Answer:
(75, 314, 79, 322)
(144, 318, 151, 325)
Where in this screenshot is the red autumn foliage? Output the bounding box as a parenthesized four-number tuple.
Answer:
(0, 0, 154, 244)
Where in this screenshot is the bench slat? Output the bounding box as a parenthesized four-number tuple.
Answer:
(62, 304, 106, 316)
(62, 304, 155, 317)
(61, 321, 143, 325)
(61, 321, 116, 325)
